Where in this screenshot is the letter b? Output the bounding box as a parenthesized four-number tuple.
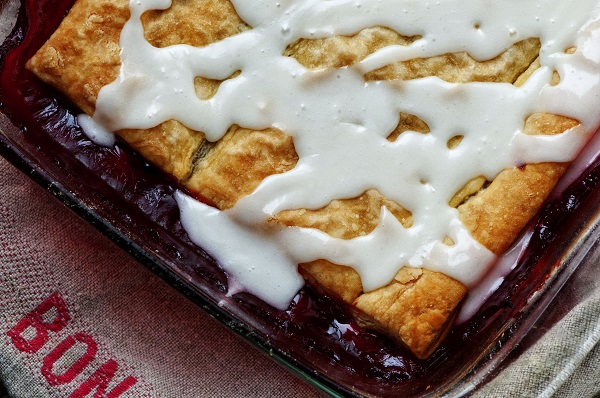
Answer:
(7, 292, 71, 353)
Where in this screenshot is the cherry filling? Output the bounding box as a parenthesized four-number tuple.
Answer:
(2, 1, 600, 396)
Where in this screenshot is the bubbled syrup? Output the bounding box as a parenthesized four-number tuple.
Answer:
(2, 1, 600, 396)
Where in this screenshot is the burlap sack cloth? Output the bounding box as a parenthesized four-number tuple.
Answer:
(0, 154, 599, 397)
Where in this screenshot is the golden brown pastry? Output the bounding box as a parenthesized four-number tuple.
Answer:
(26, 0, 579, 359)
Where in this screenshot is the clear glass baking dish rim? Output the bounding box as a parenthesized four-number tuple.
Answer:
(2, 0, 599, 394)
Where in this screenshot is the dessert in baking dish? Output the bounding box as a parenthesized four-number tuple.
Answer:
(26, 0, 600, 359)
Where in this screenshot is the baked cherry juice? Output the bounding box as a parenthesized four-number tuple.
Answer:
(2, 0, 599, 395)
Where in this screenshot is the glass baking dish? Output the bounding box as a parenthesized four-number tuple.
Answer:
(2, 0, 600, 396)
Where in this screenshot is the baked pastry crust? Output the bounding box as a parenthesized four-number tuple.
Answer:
(27, 0, 579, 359)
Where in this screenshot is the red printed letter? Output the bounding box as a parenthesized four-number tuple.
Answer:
(42, 333, 97, 386)
(70, 360, 137, 398)
(7, 292, 71, 353)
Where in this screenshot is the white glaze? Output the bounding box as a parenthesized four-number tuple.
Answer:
(87, 0, 600, 312)
(77, 114, 116, 146)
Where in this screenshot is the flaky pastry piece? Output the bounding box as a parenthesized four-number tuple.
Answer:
(27, 0, 579, 359)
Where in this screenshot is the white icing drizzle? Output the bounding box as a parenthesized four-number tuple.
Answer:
(77, 114, 116, 146)
(88, 0, 600, 312)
